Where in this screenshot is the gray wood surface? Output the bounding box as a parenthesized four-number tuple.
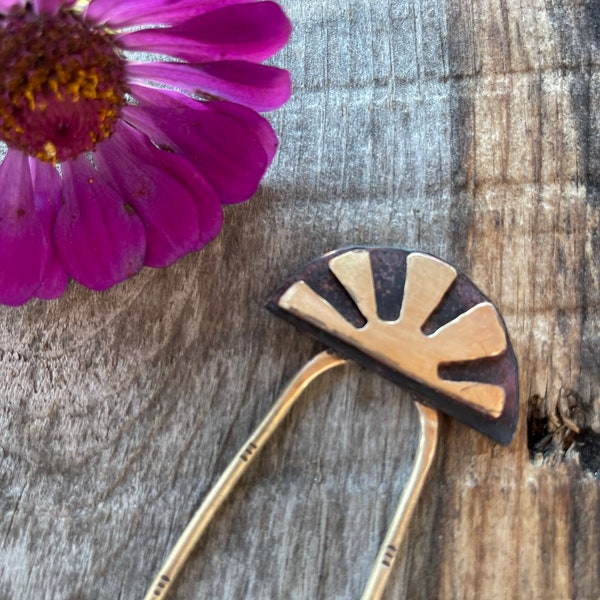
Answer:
(1, 0, 598, 599)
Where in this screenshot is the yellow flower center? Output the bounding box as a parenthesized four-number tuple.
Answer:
(0, 5, 126, 162)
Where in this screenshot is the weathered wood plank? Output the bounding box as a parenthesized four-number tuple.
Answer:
(0, 0, 598, 599)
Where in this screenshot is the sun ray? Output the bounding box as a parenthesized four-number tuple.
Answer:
(329, 249, 378, 321)
(278, 249, 508, 418)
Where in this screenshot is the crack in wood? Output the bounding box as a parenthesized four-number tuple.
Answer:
(528, 392, 600, 478)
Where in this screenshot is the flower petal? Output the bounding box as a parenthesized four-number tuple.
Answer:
(0, 150, 48, 306)
(117, 2, 292, 63)
(31, 0, 76, 15)
(124, 89, 273, 204)
(28, 159, 68, 300)
(208, 100, 278, 165)
(0, 0, 24, 13)
(85, 0, 245, 28)
(55, 156, 146, 291)
(130, 83, 278, 164)
(94, 123, 222, 267)
(126, 60, 291, 112)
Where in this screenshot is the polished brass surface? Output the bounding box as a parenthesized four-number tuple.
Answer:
(142, 351, 347, 600)
(279, 249, 507, 417)
(144, 351, 438, 600)
(360, 403, 439, 600)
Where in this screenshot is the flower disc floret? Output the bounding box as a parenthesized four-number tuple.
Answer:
(0, 5, 126, 162)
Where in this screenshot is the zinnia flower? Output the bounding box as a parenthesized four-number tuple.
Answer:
(0, 0, 291, 305)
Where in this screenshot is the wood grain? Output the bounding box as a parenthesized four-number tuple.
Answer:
(0, 1, 598, 599)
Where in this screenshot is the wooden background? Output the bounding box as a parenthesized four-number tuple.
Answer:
(0, 0, 598, 598)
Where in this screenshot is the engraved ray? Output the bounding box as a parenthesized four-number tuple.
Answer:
(329, 249, 378, 320)
(399, 253, 457, 329)
(279, 281, 357, 333)
(439, 381, 505, 416)
(278, 250, 508, 418)
(431, 303, 507, 363)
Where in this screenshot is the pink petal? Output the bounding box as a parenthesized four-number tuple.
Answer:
(130, 83, 278, 164)
(28, 159, 68, 300)
(31, 0, 76, 14)
(124, 90, 272, 204)
(118, 2, 292, 63)
(94, 123, 222, 267)
(0, 0, 24, 12)
(0, 151, 48, 306)
(126, 60, 291, 112)
(85, 0, 245, 27)
(55, 156, 146, 291)
(209, 100, 278, 165)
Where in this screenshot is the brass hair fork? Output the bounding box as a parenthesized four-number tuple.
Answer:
(144, 246, 518, 600)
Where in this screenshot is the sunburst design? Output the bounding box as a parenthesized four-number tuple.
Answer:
(278, 249, 508, 417)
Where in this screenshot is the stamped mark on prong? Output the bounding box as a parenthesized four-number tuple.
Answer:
(151, 575, 171, 596)
(240, 442, 258, 462)
(382, 544, 397, 568)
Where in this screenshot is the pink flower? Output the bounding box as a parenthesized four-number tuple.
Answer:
(0, 0, 291, 305)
